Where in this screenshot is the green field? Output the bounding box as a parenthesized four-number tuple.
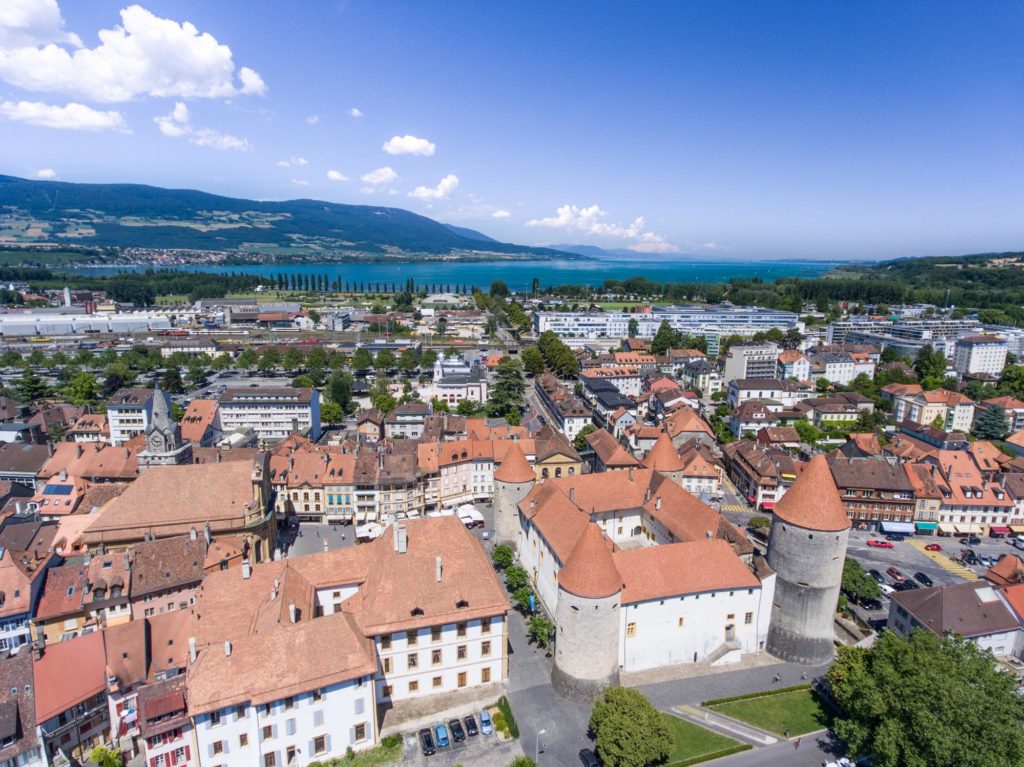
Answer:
(705, 687, 833, 737)
(0, 249, 94, 265)
(664, 714, 750, 766)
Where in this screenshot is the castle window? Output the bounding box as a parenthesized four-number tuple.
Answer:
(677, 617, 685, 628)
(626, 622, 636, 637)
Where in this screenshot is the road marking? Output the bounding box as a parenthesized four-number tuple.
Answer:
(906, 539, 978, 581)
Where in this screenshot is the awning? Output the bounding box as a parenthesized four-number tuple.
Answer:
(956, 524, 983, 534)
(914, 521, 938, 531)
(1011, 525, 1024, 534)
(938, 523, 957, 533)
(881, 521, 916, 534)
(761, 501, 776, 510)
(991, 526, 1011, 534)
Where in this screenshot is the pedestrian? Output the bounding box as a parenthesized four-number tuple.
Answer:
(801, 672, 808, 680)
(773, 673, 780, 683)
(795, 737, 802, 750)
(784, 729, 789, 739)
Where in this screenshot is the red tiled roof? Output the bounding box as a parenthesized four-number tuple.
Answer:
(773, 454, 850, 532)
(493, 441, 535, 484)
(644, 431, 684, 473)
(34, 631, 105, 722)
(558, 523, 621, 599)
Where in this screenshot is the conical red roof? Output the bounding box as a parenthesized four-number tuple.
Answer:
(773, 454, 850, 532)
(494, 441, 534, 484)
(558, 523, 621, 599)
(643, 431, 685, 473)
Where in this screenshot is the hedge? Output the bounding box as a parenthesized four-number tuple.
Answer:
(671, 743, 752, 767)
(497, 695, 520, 738)
(702, 684, 810, 707)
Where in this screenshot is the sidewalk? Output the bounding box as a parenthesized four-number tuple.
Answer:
(672, 705, 778, 746)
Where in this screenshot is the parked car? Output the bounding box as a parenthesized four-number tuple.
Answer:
(885, 534, 906, 542)
(924, 543, 942, 552)
(879, 583, 895, 596)
(449, 719, 466, 743)
(963, 554, 980, 566)
(902, 579, 921, 589)
(886, 566, 905, 582)
(463, 715, 479, 737)
(980, 555, 995, 568)
(867, 539, 894, 549)
(869, 568, 885, 583)
(434, 723, 450, 748)
(419, 728, 436, 756)
(479, 709, 493, 735)
(580, 749, 601, 767)
(959, 536, 982, 546)
(914, 572, 934, 587)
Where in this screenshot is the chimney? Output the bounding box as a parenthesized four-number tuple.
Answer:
(189, 527, 197, 541)
(628, 466, 634, 481)
(289, 603, 297, 623)
(393, 522, 408, 554)
(655, 496, 661, 510)
(645, 487, 651, 502)
(569, 486, 575, 502)
(706, 530, 713, 540)
(14, 502, 21, 516)
(47, 442, 53, 457)
(224, 640, 232, 657)
(76, 444, 83, 458)
(59, 469, 67, 481)
(204, 522, 212, 546)
(188, 637, 197, 662)
(241, 561, 251, 579)
(435, 555, 442, 583)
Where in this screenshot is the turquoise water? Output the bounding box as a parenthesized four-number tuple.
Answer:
(76, 258, 838, 292)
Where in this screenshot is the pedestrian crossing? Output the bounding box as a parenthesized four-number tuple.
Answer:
(907, 539, 978, 581)
(721, 504, 749, 514)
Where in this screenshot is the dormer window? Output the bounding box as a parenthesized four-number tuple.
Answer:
(456, 599, 469, 609)
(411, 607, 424, 616)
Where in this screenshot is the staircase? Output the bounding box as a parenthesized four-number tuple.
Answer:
(703, 640, 742, 666)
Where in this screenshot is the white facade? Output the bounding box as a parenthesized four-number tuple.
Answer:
(535, 306, 800, 340)
(218, 389, 321, 443)
(108, 397, 154, 446)
(192, 677, 376, 767)
(723, 345, 782, 384)
(143, 724, 198, 767)
(953, 337, 1008, 377)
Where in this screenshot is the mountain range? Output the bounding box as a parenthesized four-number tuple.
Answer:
(0, 175, 573, 261)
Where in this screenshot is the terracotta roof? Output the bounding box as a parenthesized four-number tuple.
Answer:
(773, 454, 850, 532)
(130, 535, 206, 598)
(644, 432, 685, 473)
(999, 583, 1024, 621)
(985, 554, 1024, 588)
(179, 399, 218, 443)
(558, 523, 621, 599)
(493, 441, 535, 484)
(881, 383, 922, 397)
(614, 540, 759, 604)
(34, 564, 87, 621)
(985, 396, 1024, 411)
(891, 581, 1019, 639)
(0, 651, 37, 761)
(664, 407, 714, 439)
(33, 631, 106, 722)
(0, 552, 31, 619)
(777, 349, 806, 364)
(921, 389, 973, 406)
(585, 428, 641, 468)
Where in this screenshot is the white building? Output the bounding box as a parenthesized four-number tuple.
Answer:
(579, 368, 643, 397)
(419, 358, 489, 406)
(218, 388, 321, 443)
(726, 379, 815, 409)
(107, 388, 158, 446)
(723, 344, 781, 384)
(808, 352, 857, 386)
(534, 305, 800, 340)
(953, 335, 1008, 377)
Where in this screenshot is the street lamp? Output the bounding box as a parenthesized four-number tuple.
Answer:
(535, 729, 547, 763)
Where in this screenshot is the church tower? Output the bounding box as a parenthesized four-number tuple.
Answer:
(137, 386, 193, 470)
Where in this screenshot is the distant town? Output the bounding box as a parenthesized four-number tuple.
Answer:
(0, 275, 1018, 767)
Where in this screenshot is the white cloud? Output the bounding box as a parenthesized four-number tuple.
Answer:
(409, 173, 459, 200)
(0, 99, 127, 131)
(527, 203, 679, 252)
(0, 0, 80, 48)
(33, 167, 56, 179)
(491, 209, 510, 219)
(305, 114, 319, 125)
(359, 186, 375, 195)
(276, 156, 307, 167)
(360, 166, 397, 185)
(326, 169, 348, 182)
(348, 107, 362, 118)
(0, 3, 266, 102)
(291, 179, 309, 187)
(153, 101, 249, 150)
(382, 134, 435, 156)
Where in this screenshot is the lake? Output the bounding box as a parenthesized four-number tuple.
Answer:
(74, 257, 838, 292)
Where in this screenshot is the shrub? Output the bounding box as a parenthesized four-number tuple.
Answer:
(513, 586, 534, 613)
(528, 616, 555, 647)
(748, 515, 771, 529)
(492, 710, 508, 735)
(497, 695, 520, 738)
(510, 759, 536, 767)
(492, 544, 515, 570)
(381, 734, 402, 749)
(504, 565, 529, 592)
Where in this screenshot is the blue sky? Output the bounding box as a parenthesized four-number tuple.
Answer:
(0, 0, 1022, 259)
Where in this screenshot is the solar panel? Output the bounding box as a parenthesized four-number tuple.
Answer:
(43, 485, 73, 496)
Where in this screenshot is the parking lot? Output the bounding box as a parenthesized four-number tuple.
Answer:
(400, 713, 523, 766)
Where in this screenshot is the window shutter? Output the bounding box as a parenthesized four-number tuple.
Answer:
(286, 719, 296, 736)
(313, 710, 324, 727)
(272, 724, 278, 739)
(307, 739, 315, 757)
(207, 744, 214, 758)
(324, 734, 331, 753)
(223, 740, 229, 754)
(354, 698, 364, 715)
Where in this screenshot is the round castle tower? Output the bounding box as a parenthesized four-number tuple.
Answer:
(765, 454, 850, 665)
(492, 441, 534, 547)
(643, 431, 686, 487)
(552, 522, 622, 702)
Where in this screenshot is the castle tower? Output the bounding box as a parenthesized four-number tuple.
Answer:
(552, 522, 622, 702)
(493, 441, 534, 547)
(138, 386, 192, 470)
(765, 454, 850, 664)
(642, 431, 686, 486)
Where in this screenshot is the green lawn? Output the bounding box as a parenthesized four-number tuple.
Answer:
(664, 714, 751, 766)
(307, 735, 402, 767)
(706, 687, 833, 737)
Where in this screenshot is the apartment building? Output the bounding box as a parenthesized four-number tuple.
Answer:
(953, 335, 1008, 377)
(535, 374, 593, 440)
(534, 305, 800, 340)
(722, 344, 781, 384)
(108, 389, 158, 446)
(218, 388, 320, 444)
(892, 389, 975, 433)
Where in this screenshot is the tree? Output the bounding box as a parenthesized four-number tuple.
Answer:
(492, 545, 515, 570)
(914, 345, 948, 388)
(236, 348, 259, 372)
(528, 616, 555, 648)
(88, 745, 123, 767)
(15, 367, 48, 401)
(973, 403, 1011, 440)
(291, 374, 315, 388)
(841, 557, 881, 604)
(589, 688, 674, 767)
(489, 359, 525, 418)
(210, 353, 233, 372)
(828, 630, 1024, 767)
(931, 413, 947, 431)
(509, 759, 536, 767)
(504, 565, 529, 592)
(512, 586, 534, 613)
(573, 424, 597, 451)
(258, 347, 282, 373)
(187, 361, 207, 387)
(627, 317, 639, 338)
(521, 346, 544, 376)
(351, 348, 373, 372)
(48, 423, 66, 443)
(161, 367, 185, 394)
(282, 347, 305, 372)
(101, 369, 127, 398)
(398, 348, 419, 374)
(63, 372, 98, 406)
(371, 376, 396, 414)
(783, 327, 803, 349)
(455, 399, 480, 416)
(320, 400, 345, 424)
(794, 419, 822, 445)
(490, 279, 510, 298)
(420, 348, 438, 371)
(327, 371, 354, 413)
(375, 349, 396, 371)
(650, 320, 681, 356)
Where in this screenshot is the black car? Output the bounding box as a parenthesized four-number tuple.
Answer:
(449, 718, 466, 743)
(885, 534, 906, 542)
(463, 715, 479, 737)
(961, 536, 982, 546)
(869, 569, 884, 583)
(902, 579, 921, 589)
(419, 728, 436, 757)
(914, 572, 934, 587)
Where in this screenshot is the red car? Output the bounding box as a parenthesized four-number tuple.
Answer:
(924, 543, 942, 552)
(887, 567, 905, 582)
(867, 539, 894, 549)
